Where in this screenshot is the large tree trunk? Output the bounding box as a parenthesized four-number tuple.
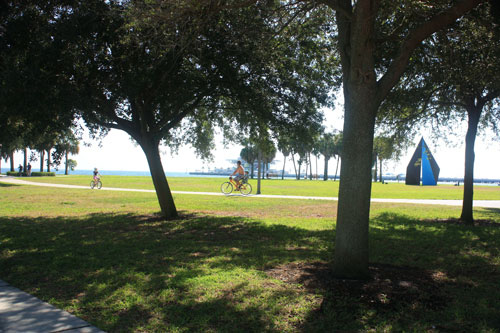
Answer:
(141, 139, 178, 219)
(40, 150, 45, 172)
(299, 157, 309, 179)
(9, 151, 14, 171)
(334, 156, 340, 181)
(309, 153, 313, 180)
(65, 151, 69, 175)
(460, 106, 481, 225)
(316, 154, 318, 180)
(257, 150, 262, 194)
(291, 154, 298, 179)
(379, 158, 383, 183)
(334, 88, 377, 279)
(282, 154, 287, 180)
(323, 156, 330, 181)
(333, 0, 379, 279)
(23, 148, 28, 172)
(47, 148, 51, 172)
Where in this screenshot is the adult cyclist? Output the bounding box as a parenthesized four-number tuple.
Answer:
(229, 160, 245, 189)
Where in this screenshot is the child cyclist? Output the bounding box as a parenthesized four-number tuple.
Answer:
(93, 168, 101, 181)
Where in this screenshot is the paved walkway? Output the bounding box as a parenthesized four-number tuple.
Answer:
(1, 176, 500, 208)
(0, 280, 103, 333)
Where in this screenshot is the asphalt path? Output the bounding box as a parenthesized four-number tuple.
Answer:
(2, 176, 500, 208)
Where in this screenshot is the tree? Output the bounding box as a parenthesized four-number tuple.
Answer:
(262, 143, 277, 178)
(428, 11, 500, 225)
(372, 135, 407, 183)
(251, 132, 275, 193)
(277, 136, 293, 180)
(312, 0, 487, 278)
(379, 5, 500, 224)
(53, 129, 80, 175)
(331, 132, 343, 181)
(240, 144, 258, 179)
(0, 145, 5, 173)
(317, 132, 337, 181)
(67, 159, 77, 173)
(0, 1, 79, 174)
(59, 1, 336, 219)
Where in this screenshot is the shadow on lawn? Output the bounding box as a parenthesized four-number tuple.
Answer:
(0, 182, 20, 187)
(0, 211, 332, 332)
(0, 211, 499, 331)
(301, 211, 500, 332)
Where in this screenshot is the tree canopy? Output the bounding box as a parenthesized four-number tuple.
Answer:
(51, 0, 337, 218)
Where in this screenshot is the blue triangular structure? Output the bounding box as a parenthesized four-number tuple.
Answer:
(406, 138, 440, 186)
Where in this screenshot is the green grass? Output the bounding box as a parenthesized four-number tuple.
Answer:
(0, 181, 499, 332)
(14, 174, 500, 200)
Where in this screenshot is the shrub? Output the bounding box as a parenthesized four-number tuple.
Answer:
(6, 171, 55, 177)
(31, 172, 56, 177)
(6, 171, 26, 176)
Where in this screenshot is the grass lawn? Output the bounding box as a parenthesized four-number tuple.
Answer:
(15, 174, 500, 200)
(0, 180, 499, 332)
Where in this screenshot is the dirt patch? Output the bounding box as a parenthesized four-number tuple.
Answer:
(265, 261, 454, 313)
(194, 202, 337, 220)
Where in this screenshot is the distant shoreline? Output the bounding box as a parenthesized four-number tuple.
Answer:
(1, 168, 499, 185)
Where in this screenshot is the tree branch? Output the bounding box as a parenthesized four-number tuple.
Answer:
(318, 0, 353, 20)
(376, 0, 486, 105)
(158, 92, 209, 134)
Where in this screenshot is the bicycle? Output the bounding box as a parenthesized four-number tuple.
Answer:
(221, 174, 252, 196)
(90, 177, 102, 189)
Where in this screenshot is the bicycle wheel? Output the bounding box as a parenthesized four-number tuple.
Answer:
(221, 182, 233, 195)
(90, 180, 95, 189)
(239, 183, 252, 195)
(97, 181, 102, 189)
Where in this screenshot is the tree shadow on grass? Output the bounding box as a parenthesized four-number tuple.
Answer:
(476, 207, 500, 225)
(0, 211, 333, 332)
(299, 211, 500, 331)
(1, 210, 499, 331)
(0, 182, 20, 187)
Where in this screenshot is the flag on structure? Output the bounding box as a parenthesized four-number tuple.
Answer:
(405, 138, 440, 186)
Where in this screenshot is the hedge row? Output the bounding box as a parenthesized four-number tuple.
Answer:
(6, 171, 56, 177)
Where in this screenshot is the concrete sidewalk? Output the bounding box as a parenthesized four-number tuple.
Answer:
(0, 279, 104, 333)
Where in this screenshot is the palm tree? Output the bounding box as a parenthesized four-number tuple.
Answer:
(317, 132, 336, 181)
(240, 145, 258, 178)
(277, 137, 292, 180)
(332, 132, 343, 181)
(54, 130, 80, 175)
(262, 144, 276, 178)
(63, 140, 80, 175)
